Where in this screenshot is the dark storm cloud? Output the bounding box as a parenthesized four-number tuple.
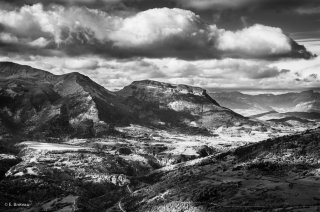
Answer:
(0, 3, 315, 60)
(3, 0, 320, 13)
(173, 0, 320, 12)
(1, 0, 319, 37)
(0, 0, 121, 7)
(0, 0, 174, 12)
(248, 68, 290, 79)
(0, 41, 61, 58)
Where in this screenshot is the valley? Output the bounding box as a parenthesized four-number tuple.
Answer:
(209, 90, 320, 118)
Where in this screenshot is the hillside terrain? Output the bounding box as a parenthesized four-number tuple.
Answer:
(1, 126, 320, 212)
(120, 128, 320, 212)
(0, 62, 319, 211)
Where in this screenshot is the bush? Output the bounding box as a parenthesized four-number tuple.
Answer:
(247, 161, 285, 175)
(117, 147, 132, 155)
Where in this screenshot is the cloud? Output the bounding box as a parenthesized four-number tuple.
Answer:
(0, 32, 18, 43)
(174, 0, 320, 12)
(28, 37, 50, 47)
(108, 10, 313, 59)
(295, 73, 319, 83)
(0, 4, 314, 60)
(0, 0, 123, 9)
(0, 4, 118, 45)
(295, 7, 320, 14)
(2, 55, 319, 90)
(63, 58, 99, 69)
(141, 58, 309, 89)
(175, 0, 253, 10)
(109, 8, 205, 47)
(2, 0, 320, 15)
(108, 8, 217, 58)
(144, 58, 292, 83)
(247, 68, 290, 79)
(216, 24, 292, 58)
(303, 73, 319, 82)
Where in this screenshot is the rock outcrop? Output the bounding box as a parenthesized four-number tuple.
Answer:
(118, 80, 252, 130)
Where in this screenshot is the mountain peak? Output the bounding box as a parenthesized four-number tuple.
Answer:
(116, 79, 252, 129)
(0, 61, 55, 81)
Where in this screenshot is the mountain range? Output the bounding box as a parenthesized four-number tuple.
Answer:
(0, 62, 253, 138)
(210, 90, 320, 121)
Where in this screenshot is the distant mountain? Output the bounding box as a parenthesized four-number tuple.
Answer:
(249, 110, 320, 122)
(117, 80, 253, 130)
(268, 116, 313, 125)
(0, 62, 252, 138)
(209, 90, 320, 118)
(250, 110, 278, 119)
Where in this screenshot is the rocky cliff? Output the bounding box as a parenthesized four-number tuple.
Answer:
(118, 80, 252, 130)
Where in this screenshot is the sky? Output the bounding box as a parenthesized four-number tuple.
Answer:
(0, 0, 319, 90)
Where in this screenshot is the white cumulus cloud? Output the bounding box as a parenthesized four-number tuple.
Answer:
(0, 4, 312, 59)
(109, 8, 209, 47)
(217, 24, 292, 57)
(63, 58, 99, 70)
(0, 32, 19, 43)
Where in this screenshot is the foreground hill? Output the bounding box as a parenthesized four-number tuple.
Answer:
(0, 62, 254, 138)
(121, 128, 320, 211)
(1, 126, 319, 211)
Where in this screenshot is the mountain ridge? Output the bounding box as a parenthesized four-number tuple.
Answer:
(0, 61, 255, 138)
(210, 90, 320, 117)
(0, 61, 134, 137)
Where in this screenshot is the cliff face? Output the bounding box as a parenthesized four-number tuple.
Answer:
(117, 80, 251, 129)
(119, 80, 220, 106)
